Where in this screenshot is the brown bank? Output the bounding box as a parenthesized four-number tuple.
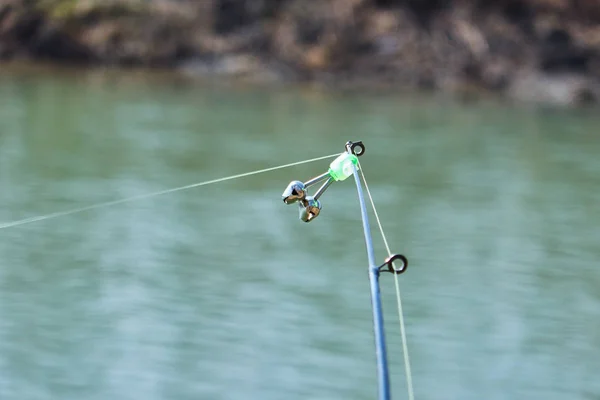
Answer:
(1, 0, 599, 106)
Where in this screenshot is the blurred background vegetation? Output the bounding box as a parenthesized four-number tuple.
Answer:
(1, 0, 599, 105)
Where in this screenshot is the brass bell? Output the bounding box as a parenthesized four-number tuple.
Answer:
(298, 196, 321, 222)
(282, 180, 307, 204)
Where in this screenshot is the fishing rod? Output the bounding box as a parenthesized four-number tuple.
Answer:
(281, 141, 410, 400)
(0, 139, 413, 398)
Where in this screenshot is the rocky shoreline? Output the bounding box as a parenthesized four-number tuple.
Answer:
(1, 0, 599, 106)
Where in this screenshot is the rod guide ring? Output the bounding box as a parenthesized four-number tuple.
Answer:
(345, 141, 365, 157)
(378, 254, 408, 275)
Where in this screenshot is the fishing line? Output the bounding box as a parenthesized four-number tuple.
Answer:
(0, 153, 339, 230)
(357, 160, 415, 400)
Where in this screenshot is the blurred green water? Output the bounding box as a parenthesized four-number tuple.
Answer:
(0, 66, 599, 400)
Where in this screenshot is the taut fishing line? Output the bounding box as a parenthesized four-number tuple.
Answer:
(0, 153, 338, 230)
(358, 159, 415, 400)
(4, 140, 414, 400)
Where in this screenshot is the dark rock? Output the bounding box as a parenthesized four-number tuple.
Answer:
(540, 28, 592, 73)
(30, 24, 92, 62)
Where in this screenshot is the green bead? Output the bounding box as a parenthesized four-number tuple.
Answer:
(328, 153, 359, 181)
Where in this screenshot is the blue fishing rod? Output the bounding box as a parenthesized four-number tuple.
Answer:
(281, 141, 409, 400)
(0, 135, 410, 398)
(0, 137, 408, 399)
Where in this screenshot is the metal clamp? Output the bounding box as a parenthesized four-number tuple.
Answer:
(378, 254, 408, 275)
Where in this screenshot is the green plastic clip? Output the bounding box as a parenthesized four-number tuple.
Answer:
(328, 153, 359, 181)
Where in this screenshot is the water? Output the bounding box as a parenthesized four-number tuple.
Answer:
(0, 65, 599, 400)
